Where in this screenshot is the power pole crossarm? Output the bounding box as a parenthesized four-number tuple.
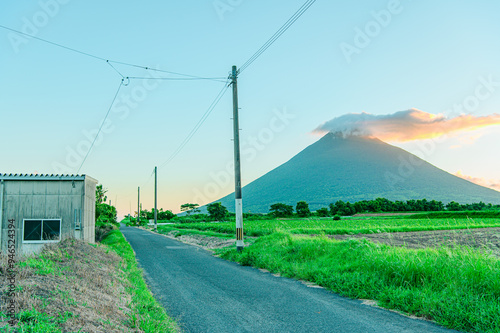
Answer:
(231, 65, 244, 252)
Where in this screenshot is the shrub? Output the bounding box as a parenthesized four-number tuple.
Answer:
(333, 215, 341, 221)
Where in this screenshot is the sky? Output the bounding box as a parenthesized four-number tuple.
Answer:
(1, 0, 499, 217)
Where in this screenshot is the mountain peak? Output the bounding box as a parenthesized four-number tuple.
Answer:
(211, 134, 500, 213)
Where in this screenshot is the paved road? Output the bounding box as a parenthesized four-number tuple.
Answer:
(121, 225, 459, 333)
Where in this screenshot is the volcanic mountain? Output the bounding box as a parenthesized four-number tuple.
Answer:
(212, 132, 500, 213)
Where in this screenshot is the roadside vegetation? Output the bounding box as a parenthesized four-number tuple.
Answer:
(101, 230, 178, 332)
(0, 184, 178, 333)
(0, 234, 177, 332)
(142, 198, 500, 333)
(219, 233, 500, 333)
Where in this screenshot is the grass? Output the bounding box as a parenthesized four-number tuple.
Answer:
(219, 232, 500, 333)
(407, 210, 500, 219)
(0, 235, 178, 332)
(0, 238, 135, 332)
(164, 216, 500, 237)
(101, 230, 178, 332)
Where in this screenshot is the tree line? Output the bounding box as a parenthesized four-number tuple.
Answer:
(127, 196, 500, 225)
(269, 198, 500, 217)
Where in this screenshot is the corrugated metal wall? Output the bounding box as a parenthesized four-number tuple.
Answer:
(0, 177, 96, 254)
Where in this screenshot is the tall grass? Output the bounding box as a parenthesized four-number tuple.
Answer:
(165, 217, 500, 237)
(101, 230, 178, 333)
(220, 233, 500, 332)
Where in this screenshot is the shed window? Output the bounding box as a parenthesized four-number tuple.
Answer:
(23, 219, 61, 242)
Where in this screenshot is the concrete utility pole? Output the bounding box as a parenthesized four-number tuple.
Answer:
(137, 187, 140, 224)
(231, 65, 244, 252)
(154, 166, 158, 231)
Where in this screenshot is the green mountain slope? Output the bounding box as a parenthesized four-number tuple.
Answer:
(214, 133, 500, 213)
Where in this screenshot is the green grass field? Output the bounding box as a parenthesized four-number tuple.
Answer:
(159, 216, 500, 237)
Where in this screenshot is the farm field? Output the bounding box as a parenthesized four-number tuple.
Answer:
(160, 215, 500, 237)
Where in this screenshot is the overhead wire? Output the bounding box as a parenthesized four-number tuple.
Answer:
(0, 24, 223, 82)
(76, 79, 124, 174)
(106, 60, 125, 79)
(238, 0, 316, 74)
(155, 0, 317, 172)
(158, 79, 231, 169)
(126, 76, 227, 82)
(2, 0, 316, 183)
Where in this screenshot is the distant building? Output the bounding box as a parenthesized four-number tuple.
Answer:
(0, 174, 97, 255)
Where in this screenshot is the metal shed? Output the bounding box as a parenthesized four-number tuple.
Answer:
(0, 174, 97, 255)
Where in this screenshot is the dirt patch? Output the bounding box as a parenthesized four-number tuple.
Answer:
(329, 227, 500, 257)
(140, 227, 236, 250)
(0, 238, 138, 332)
(174, 234, 236, 250)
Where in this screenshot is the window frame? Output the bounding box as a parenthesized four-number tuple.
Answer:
(23, 219, 62, 243)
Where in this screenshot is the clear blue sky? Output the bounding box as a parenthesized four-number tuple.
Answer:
(1, 0, 499, 216)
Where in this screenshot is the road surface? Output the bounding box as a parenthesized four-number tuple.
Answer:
(121, 225, 459, 333)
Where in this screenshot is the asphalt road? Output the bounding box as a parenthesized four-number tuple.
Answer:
(121, 225, 459, 333)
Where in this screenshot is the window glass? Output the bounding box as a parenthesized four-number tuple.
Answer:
(43, 220, 61, 240)
(24, 220, 42, 241)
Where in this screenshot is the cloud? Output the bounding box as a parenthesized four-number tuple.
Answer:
(313, 109, 500, 142)
(455, 170, 500, 192)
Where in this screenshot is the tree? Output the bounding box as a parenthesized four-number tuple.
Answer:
(296, 201, 311, 217)
(316, 208, 329, 217)
(95, 184, 108, 204)
(180, 203, 200, 216)
(446, 201, 462, 211)
(207, 202, 228, 221)
(158, 208, 175, 220)
(96, 203, 117, 224)
(269, 203, 294, 218)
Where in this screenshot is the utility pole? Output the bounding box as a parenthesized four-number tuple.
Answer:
(231, 65, 244, 252)
(137, 187, 140, 224)
(154, 166, 158, 231)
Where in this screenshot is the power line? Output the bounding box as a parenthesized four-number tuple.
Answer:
(0, 24, 223, 82)
(77, 79, 124, 174)
(238, 0, 316, 74)
(126, 76, 227, 82)
(107, 61, 125, 79)
(159, 79, 230, 169)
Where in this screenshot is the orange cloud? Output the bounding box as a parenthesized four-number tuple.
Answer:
(455, 170, 500, 192)
(314, 109, 500, 142)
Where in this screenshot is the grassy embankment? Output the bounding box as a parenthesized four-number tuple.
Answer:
(156, 213, 500, 333)
(0, 231, 177, 333)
